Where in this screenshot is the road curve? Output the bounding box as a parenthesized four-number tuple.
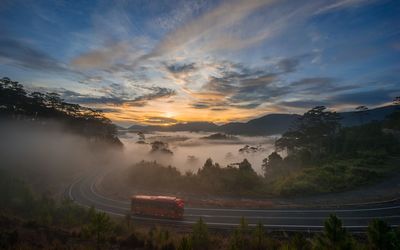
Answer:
(67, 173, 400, 232)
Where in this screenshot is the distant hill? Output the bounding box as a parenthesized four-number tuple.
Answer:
(124, 105, 399, 136)
(339, 105, 398, 127)
(219, 114, 300, 135)
(128, 122, 219, 132)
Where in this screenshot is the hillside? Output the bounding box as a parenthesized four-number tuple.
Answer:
(0, 77, 122, 147)
(128, 122, 219, 132)
(219, 113, 300, 135)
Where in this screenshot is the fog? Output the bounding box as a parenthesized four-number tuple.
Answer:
(0, 121, 277, 196)
(0, 121, 122, 195)
(119, 131, 277, 174)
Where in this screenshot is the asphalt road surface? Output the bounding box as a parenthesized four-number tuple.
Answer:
(68, 173, 400, 232)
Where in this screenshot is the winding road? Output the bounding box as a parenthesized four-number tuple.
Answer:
(67, 173, 400, 232)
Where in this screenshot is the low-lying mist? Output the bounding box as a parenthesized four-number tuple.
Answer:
(119, 131, 277, 174)
(0, 121, 277, 196)
(0, 121, 123, 195)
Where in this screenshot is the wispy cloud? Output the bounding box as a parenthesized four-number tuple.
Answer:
(0, 38, 66, 72)
(58, 85, 176, 107)
(314, 0, 377, 15)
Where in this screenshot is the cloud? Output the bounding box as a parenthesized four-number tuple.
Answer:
(290, 77, 336, 87)
(143, 0, 277, 59)
(276, 57, 300, 73)
(166, 62, 196, 74)
(58, 86, 176, 107)
(197, 60, 289, 108)
(279, 99, 331, 109)
(144, 116, 177, 124)
(280, 88, 398, 109)
(191, 102, 211, 109)
(71, 43, 130, 69)
(315, 0, 377, 15)
(329, 88, 397, 106)
(131, 87, 176, 104)
(0, 38, 66, 72)
(288, 77, 360, 95)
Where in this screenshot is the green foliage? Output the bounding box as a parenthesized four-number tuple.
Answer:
(262, 151, 284, 177)
(82, 211, 114, 247)
(367, 219, 396, 250)
(289, 233, 310, 250)
(0, 170, 96, 229)
(314, 214, 354, 250)
(0, 170, 36, 218)
(276, 106, 341, 157)
(178, 236, 193, 250)
(0, 77, 121, 146)
(127, 159, 263, 196)
(271, 155, 389, 195)
(145, 227, 175, 250)
(191, 218, 210, 250)
(250, 222, 268, 250)
(128, 161, 182, 190)
(229, 217, 250, 250)
(265, 104, 400, 195)
(238, 159, 252, 171)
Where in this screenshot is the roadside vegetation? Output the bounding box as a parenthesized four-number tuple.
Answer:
(268, 104, 400, 195)
(1, 170, 400, 249)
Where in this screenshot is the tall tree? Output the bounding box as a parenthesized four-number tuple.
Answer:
(238, 159, 252, 171)
(314, 214, 353, 249)
(367, 219, 392, 250)
(262, 152, 283, 177)
(85, 212, 114, 249)
(276, 106, 341, 160)
(191, 218, 210, 250)
(229, 217, 250, 250)
(251, 222, 267, 250)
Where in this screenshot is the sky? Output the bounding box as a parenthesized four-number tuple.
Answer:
(1, 0, 399, 126)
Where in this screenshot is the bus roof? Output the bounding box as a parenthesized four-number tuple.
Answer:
(131, 195, 183, 203)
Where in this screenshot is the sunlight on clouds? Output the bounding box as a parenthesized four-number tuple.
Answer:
(2, 0, 398, 126)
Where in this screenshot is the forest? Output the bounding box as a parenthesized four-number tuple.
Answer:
(0, 77, 121, 147)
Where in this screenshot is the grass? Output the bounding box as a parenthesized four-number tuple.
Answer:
(271, 155, 399, 196)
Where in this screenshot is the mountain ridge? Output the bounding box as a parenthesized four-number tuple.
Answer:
(122, 105, 398, 135)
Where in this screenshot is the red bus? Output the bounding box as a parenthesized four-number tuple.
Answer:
(130, 195, 184, 219)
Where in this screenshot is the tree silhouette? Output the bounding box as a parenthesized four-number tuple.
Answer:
(251, 222, 267, 250)
(290, 233, 310, 250)
(85, 212, 114, 248)
(238, 159, 252, 171)
(314, 214, 353, 249)
(191, 218, 210, 250)
(178, 236, 193, 250)
(276, 106, 341, 163)
(229, 217, 250, 250)
(262, 152, 283, 177)
(0, 77, 122, 147)
(367, 219, 392, 250)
